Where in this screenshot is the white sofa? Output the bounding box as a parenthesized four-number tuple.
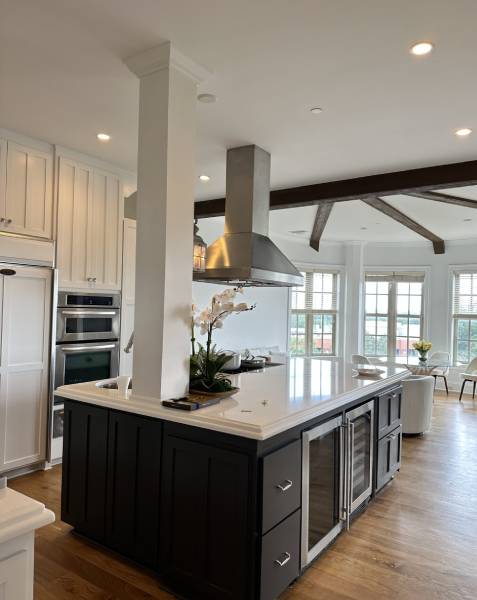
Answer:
(402, 375, 434, 435)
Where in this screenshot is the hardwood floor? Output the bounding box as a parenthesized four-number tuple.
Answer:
(9, 391, 477, 600)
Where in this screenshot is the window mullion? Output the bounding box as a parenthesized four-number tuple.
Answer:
(388, 281, 396, 359)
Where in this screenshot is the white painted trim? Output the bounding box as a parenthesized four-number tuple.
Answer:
(288, 262, 346, 357)
(0, 128, 53, 154)
(125, 41, 211, 83)
(447, 263, 477, 365)
(363, 265, 432, 355)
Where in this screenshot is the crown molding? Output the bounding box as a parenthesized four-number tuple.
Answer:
(125, 41, 211, 83)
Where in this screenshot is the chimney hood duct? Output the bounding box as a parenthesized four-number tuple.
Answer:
(193, 145, 303, 287)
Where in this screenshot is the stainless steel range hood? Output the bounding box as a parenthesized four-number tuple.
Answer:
(194, 145, 303, 287)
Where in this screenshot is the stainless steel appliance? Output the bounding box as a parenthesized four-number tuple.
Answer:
(56, 291, 120, 342)
(52, 291, 121, 461)
(193, 145, 303, 287)
(301, 399, 374, 568)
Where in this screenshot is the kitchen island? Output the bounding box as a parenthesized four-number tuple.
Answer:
(56, 358, 407, 600)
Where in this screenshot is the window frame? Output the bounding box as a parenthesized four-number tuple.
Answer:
(288, 268, 340, 357)
(451, 269, 477, 365)
(363, 269, 429, 364)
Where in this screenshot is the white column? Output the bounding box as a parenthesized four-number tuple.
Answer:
(126, 43, 209, 401)
(343, 242, 365, 360)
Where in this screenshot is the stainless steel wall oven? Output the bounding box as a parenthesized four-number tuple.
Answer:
(52, 291, 121, 460)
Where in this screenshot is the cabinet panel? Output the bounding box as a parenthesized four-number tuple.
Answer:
(61, 401, 109, 542)
(0, 550, 29, 600)
(262, 439, 301, 533)
(377, 388, 402, 439)
(57, 158, 92, 288)
(4, 142, 53, 238)
(107, 411, 162, 567)
(57, 159, 123, 290)
(376, 425, 402, 492)
(161, 436, 251, 600)
(0, 267, 51, 472)
(260, 510, 300, 600)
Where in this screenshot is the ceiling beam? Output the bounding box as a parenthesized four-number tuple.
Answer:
(194, 159, 477, 218)
(406, 190, 477, 209)
(310, 203, 334, 252)
(362, 197, 445, 255)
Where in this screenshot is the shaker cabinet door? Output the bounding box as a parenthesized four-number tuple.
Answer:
(57, 157, 123, 290)
(61, 400, 109, 542)
(89, 170, 123, 290)
(56, 157, 93, 288)
(106, 411, 162, 567)
(0, 266, 51, 473)
(161, 434, 252, 600)
(3, 142, 53, 239)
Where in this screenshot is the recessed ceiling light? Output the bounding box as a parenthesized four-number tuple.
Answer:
(289, 230, 308, 235)
(455, 128, 472, 137)
(310, 107, 323, 115)
(360, 226, 368, 230)
(97, 133, 111, 142)
(410, 41, 434, 56)
(199, 174, 211, 182)
(198, 93, 217, 103)
(463, 218, 472, 222)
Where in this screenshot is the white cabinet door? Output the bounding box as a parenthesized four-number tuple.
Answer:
(3, 142, 53, 239)
(120, 218, 136, 375)
(0, 266, 51, 473)
(89, 170, 123, 290)
(0, 550, 29, 600)
(56, 158, 123, 291)
(56, 157, 93, 289)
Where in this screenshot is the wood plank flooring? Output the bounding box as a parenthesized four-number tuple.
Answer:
(9, 391, 477, 600)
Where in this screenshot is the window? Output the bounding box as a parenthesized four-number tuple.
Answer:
(364, 272, 425, 363)
(289, 271, 338, 356)
(452, 271, 477, 365)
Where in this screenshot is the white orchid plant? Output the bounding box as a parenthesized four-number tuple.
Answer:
(190, 287, 255, 393)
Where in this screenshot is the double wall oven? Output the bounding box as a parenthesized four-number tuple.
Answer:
(301, 399, 374, 567)
(52, 291, 121, 460)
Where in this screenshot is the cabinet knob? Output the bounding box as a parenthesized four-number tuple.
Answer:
(0, 218, 4, 224)
(274, 552, 291, 567)
(6, 218, 12, 225)
(276, 479, 293, 492)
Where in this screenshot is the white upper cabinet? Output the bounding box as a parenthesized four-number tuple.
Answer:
(56, 156, 124, 290)
(1, 141, 53, 239)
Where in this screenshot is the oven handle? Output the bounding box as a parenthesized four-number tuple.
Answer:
(60, 344, 117, 352)
(61, 310, 118, 316)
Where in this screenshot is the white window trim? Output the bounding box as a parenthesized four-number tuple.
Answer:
(449, 264, 477, 365)
(287, 262, 345, 357)
(362, 266, 431, 364)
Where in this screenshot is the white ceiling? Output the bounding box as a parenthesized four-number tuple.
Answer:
(1, 0, 477, 242)
(2, 1, 477, 191)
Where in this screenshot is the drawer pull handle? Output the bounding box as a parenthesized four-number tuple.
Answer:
(276, 479, 293, 492)
(274, 552, 291, 567)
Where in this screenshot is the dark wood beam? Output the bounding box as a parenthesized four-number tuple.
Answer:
(194, 159, 477, 218)
(405, 190, 477, 209)
(362, 197, 445, 255)
(310, 203, 334, 252)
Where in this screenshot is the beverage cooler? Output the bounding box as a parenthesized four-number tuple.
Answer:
(301, 399, 374, 568)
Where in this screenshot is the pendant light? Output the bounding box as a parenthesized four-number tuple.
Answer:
(193, 219, 207, 272)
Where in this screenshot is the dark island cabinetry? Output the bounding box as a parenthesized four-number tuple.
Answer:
(62, 401, 163, 568)
(60, 381, 402, 600)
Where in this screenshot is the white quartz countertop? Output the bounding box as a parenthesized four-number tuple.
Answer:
(55, 358, 408, 440)
(0, 487, 55, 544)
